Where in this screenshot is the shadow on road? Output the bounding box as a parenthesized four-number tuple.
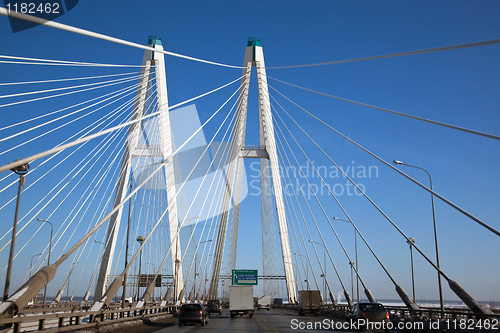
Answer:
(141, 317, 177, 328)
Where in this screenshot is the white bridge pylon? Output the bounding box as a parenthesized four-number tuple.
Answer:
(208, 38, 297, 303)
(94, 36, 183, 301)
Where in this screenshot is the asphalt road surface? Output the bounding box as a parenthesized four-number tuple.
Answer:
(153, 308, 393, 333)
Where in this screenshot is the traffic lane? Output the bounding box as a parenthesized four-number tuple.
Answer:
(254, 307, 397, 333)
(255, 308, 350, 332)
(153, 308, 398, 332)
(153, 309, 259, 332)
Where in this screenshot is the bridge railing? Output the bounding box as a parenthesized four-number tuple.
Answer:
(385, 305, 500, 320)
(0, 303, 180, 333)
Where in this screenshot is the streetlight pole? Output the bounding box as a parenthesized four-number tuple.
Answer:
(278, 268, 284, 299)
(205, 253, 214, 301)
(407, 237, 416, 303)
(123, 161, 164, 307)
(309, 240, 326, 303)
(393, 160, 443, 313)
(147, 262, 156, 301)
(36, 218, 53, 305)
(174, 259, 180, 303)
(295, 253, 309, 290)
(220, 266, 225, 300)
(30, 253, 42, 279)
(4, 162, 29, 301)
(67, 261, 78, 303)
(333, 217, 359, 302)
(196, 240, 212, 298)
(136, 236, 145, 302)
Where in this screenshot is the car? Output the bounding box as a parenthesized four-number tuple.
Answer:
(178, 303, 209, 326)
(124, 297, 132, 306)
(206, 299, 223, 315)
(346, 302, 390, 332)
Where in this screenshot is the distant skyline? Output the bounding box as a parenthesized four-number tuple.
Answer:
(0, 1, 499, 304)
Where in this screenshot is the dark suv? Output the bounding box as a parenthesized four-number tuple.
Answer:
(178, 303, 209, 326)
(347, 302, 390, 332)
(206, 299, 222, 315)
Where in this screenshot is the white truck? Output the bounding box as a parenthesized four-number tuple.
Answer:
(257, 295, 271, 310)
(229, 285, 254, 318)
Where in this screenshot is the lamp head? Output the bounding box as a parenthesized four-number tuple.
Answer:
(393, 160, 403, 165)
(10, 160, 29, 175)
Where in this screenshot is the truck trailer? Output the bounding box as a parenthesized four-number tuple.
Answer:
(298, 290, 321, 316)
(229, 285, 254, 318)
(257, 295, 271, 310)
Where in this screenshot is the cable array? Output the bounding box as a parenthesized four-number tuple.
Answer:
(0, 23, 496, 316)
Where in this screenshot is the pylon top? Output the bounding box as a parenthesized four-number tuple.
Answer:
(247, 37, 261, 47)
(148, 35, 162, 46)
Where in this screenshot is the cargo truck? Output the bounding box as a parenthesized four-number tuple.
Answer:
(229, 285, 254, 318)
(257, 295, 271, 310)
(298, 290, 321, 316)
(272, 298, 283, 309)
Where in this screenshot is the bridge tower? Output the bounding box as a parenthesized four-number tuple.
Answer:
(94, 36, 183, 301)
(208, 38, 297, 303)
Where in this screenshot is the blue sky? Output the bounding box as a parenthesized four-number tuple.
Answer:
(0, 1, 499, 304)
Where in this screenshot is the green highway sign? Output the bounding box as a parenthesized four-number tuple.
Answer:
(232, 269, 258, 285)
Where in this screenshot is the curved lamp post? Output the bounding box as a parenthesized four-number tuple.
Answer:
(136, 235, 145, 302)
(393, 160, 443, 314)
(147, 262, 156, 301)
(36, 218, 54, 305)
(122, 160, 164, 308)
(196, 239, 212, 297)
(67, 261, 78, 303)
(309, 240, 326, 303)
(407, 237, 416, 303)
(294, 253, 309, 290)
(4, 161, 29, 301)
(333, 217, 359, 302)
(30, 253, 42, 279)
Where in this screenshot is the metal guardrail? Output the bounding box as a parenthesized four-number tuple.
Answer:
(385, 305, 500, 320)
(2, 302, 497, 332)
(285, 303, 499, 321)
(0, 303, 180, 333)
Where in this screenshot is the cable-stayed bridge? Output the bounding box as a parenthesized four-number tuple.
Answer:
(0, 8, 499, 333)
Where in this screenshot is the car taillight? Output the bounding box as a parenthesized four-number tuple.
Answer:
(386, 311, 390, 319)
(200, 310, 203, 316)
(361, 311, 366, 319)
(178, 310, 181, 315)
